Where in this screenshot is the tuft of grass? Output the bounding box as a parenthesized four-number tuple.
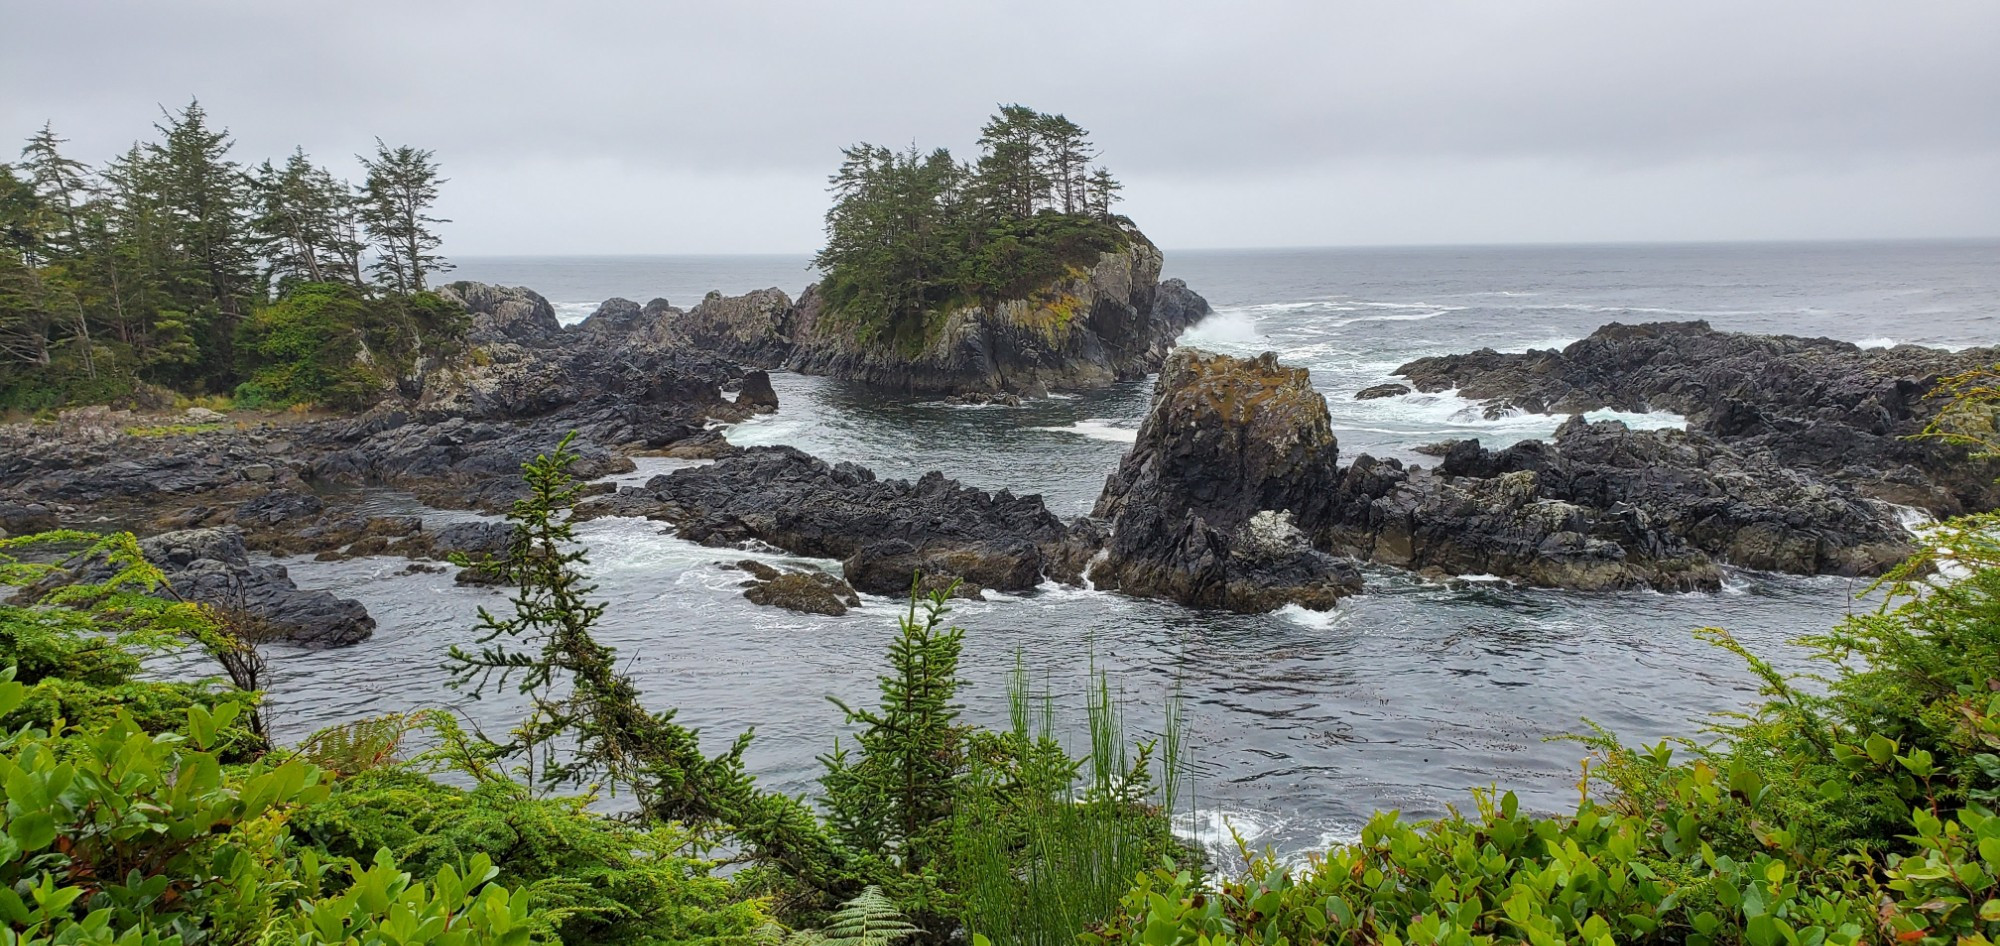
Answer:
(123, 422, 231, 438)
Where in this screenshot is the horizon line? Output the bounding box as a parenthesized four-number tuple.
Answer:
(451, 234, 2000, 259)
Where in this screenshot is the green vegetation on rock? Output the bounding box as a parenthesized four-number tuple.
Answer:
(814, 106, 1135, 348)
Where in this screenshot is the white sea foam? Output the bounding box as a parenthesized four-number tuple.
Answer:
(1334, 388, 1686, 442)
(1181, 308, 1266, 349)
(1034, 419, 1139, 444)
(552, 301, 597, 325)
(1275, 604, 1349, 629)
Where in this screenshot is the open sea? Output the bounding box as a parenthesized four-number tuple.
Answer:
(245, 240, 1999, 859)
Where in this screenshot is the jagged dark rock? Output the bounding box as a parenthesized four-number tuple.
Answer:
(130, 528, 374, 647)
(1322, 453, 1724, 591)
(1089, 349, 1362, 612)
(1396, 321, 2000, 515)
(673, 289, 800, 370)
(728, 560, 863, 615)
(1354, 382, 1411, 400)
(576, 445, 1071, 594)
(733, 370, 780, 413)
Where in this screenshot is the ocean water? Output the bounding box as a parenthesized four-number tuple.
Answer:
(254, 241, 1997, 859)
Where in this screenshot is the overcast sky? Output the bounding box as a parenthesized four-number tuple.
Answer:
(5, 1, 1997, 254)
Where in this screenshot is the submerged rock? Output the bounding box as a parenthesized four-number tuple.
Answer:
(1354, 382, 1411, 400)
(730, 561, 863, 616)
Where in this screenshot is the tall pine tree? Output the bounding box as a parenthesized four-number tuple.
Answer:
(358, 141, 450, 294)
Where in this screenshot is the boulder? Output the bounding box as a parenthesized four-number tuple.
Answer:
(735, 564, 863, 616)
(1089, 349, 1361, 611)
(0, 500, 58, 537)
(132, 529, 375, 647)
(1354, 383, 1411, 400)
(734, 370, 780, 413)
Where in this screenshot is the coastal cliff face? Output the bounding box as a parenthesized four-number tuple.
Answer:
(788, 241, 1206, 395)
(652, 242, 1211, 396)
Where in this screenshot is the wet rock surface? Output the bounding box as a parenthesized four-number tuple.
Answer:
(727, 560, 863, 616)
(1089, 349, 1362, 611)
(132, 529, 375, 647)
(1394, 320, 2000, 515)
(1097, 344, 1934, 600)
(576, 446, 1072, 595)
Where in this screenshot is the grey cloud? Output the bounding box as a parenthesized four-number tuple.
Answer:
(5, 0, 1996, 252)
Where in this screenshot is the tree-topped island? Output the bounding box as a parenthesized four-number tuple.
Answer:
(716, 105, 1212, 398)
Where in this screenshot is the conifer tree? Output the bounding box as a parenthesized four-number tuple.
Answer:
(252, 149, 365, 291)
(821, 583, 967, 874)
(19, 123, 94, 264)
(359, 141, 451, 293)
(149, 99, 257, 383)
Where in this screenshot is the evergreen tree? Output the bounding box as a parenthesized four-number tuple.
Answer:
(815, 106, 1132, 341)
(359, 141, 450, 293)
(974, 105, 1048, 219)
(148, 99, 257, 384)
(18, 123, 94, 264)
(1086, 166, 1123, 220)
(1033, 113, 1094, 216)
(252, 149, 365, 291)
(821, 585, 967, 874)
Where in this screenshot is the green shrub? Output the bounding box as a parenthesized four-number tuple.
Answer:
(293, 765, 773, 945)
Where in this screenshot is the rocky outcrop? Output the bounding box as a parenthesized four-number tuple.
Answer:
(131, 529, 374, 647)
(1089, 346, 1924, 599)
(784, 242, 1211, 396)
(1423, 420, 1913, 575)
(1088, 349, 1362, 611)
(638, 239, 1211, 397)
(729, 560, 862, 616)
(0, 415, 311, 521)
(1395, 321, 2000, 515)
(306, 282, 769, 508)
(673, 290, 801, 369)
(1324, 452, 1723, 591)
(444, 282, 561, 343)
(574, 446, 1072, 596)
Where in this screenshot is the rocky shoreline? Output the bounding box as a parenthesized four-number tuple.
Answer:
(6, 284, 1991, 637)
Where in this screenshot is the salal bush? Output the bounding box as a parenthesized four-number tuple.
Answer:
(0, 674, 536, 946)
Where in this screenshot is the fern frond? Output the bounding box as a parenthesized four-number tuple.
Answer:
(815, 885, 918, 946)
